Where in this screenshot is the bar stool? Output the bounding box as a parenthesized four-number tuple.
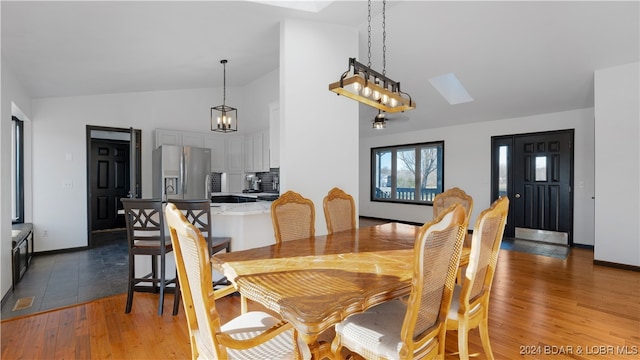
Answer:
(168, 199, 231, 287)
(121, 198, 180, 315)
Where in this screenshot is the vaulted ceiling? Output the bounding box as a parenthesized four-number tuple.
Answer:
(2, 1, 638, 136)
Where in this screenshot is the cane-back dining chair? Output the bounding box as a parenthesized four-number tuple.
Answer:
(433, 187, 474, 231)
(121, 198, 180, 315)
(271, 190, 315, 243)
(446, 196, 509, 360)
(323, 187, 356, 234)
(164, 203, 310, 360)
(169, 199, 232, 287)
(331, 204, 467, 360)
(433, 187, 474, 281)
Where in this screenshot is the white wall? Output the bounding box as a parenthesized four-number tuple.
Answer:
(360, 108, 596, 246)
(594, 62, 640, 267)
(29, 69, 277, 253)
(280, 19, 359, 235)
(1, 59, 34, 299)
(242, 68, 279, 134)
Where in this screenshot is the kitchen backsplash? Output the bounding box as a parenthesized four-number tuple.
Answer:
(208, 169, 279, 193)
(209, 172, 222, 192)
(257, 168, 280, 193)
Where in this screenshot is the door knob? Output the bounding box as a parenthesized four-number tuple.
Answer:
(515, 193, 521, 198)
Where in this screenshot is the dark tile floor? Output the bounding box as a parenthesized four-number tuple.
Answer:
(501, 237, 570, 259)
(1, 230, 129, 320)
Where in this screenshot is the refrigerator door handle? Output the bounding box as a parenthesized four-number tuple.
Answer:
(180, 150, 186, 196)
(205, 173, 211, 199)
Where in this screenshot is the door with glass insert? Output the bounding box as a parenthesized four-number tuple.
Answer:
(513, 131, 573, 242)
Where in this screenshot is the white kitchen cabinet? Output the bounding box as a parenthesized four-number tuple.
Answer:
(269, 101, 280, 168)
(155, 129, 182, 147)
(226, 136, 243, 173)
(244, 135, 254, 171)
(203, 135, 226, 172)
(155, 128, 205, 148)
(252, 132, 265, 172)
(182, 133, 205, 148)
(244, 132, 269, 172)
(262, 129, 270, 171)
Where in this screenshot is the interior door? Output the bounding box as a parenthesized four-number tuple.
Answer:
(91, 140, 129, 230)
(513, 131, 573, 242)
(129, 128, 141, 198)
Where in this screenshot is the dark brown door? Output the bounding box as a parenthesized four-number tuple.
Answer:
(513, 131, 573, 240)
(91, 140, 129, 230)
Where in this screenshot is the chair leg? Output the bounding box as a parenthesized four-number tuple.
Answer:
(125, 253, 135, 313)
(330, 333, 344, 360)
(158, 254, 165, 315)
(172, 272, 180, 316)
(151, 255, 158, 294)
(457, 322, 470, 360)
(241, 294, 248, 314)
(478, 317, 495, 360)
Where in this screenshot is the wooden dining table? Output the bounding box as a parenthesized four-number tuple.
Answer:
(210, 222, 469, 359)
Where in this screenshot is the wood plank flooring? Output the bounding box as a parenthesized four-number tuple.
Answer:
(2, 247, 639, 359)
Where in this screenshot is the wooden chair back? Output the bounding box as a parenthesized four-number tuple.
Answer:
(464, 196, 509, 304)
(166, 203, 308, 359)
(271, 190, 315, 243)
(169, 199, 231, 256)
(323, 187, 356, 234)
(447, 196, 509, 359)
(401, 203, 467, 358)
(433, 187, 474, 229)
(121, 198, 167, 252)
(164, 203, 223, 359)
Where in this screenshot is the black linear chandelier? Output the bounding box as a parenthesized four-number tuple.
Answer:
(329, 0, 415, 114)
(211, 59, 238, 133)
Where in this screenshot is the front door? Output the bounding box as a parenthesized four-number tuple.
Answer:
(90, 139, 129, 231)
(492, 130, 574, 245)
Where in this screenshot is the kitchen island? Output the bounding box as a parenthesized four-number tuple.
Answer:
(210, 193, 277, 251)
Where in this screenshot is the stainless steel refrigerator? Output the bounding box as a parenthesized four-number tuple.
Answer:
(152, 145, 211, 200)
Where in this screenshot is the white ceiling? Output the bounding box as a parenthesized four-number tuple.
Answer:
(2, 1, 638, 136)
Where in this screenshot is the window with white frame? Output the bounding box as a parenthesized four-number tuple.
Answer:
(371, 141, 444, 204)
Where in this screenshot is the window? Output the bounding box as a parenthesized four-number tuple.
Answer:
(371, 141, 444, 204)
(12, 116, 24, 223)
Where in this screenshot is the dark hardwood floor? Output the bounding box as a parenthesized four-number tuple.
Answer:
(1, 246, 638, 359)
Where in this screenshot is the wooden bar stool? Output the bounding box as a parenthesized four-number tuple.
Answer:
(121, 198, 180, 315)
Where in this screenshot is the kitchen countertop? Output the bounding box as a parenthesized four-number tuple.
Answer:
(11, 223, 33, 247)
(210, 201, 272, 215)
(211, 192, 278, 199)
(209, 192, 278, 215)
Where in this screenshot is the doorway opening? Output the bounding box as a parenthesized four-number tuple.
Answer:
(86, 126, 141, 248)
(491, 129, 574, 246)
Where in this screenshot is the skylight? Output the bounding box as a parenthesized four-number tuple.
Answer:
(428, 73, 474, 105)
(247, 1, 334, 13)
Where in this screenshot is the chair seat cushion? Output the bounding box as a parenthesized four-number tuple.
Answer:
(335, 299, 407, 360)
(220, 311, 310, 360)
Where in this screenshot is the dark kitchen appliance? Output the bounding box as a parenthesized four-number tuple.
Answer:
(11, 224, 33, 289)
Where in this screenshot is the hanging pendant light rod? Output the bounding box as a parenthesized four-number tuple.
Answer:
(211, 59, 238, 133)
(328, 0, 415, 113)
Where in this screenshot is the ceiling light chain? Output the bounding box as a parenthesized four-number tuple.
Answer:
(328, 0, 415, 114)
(222, 59, 227, 106)
(367, 0, 372, 68)
(382, 0, 386, 76)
